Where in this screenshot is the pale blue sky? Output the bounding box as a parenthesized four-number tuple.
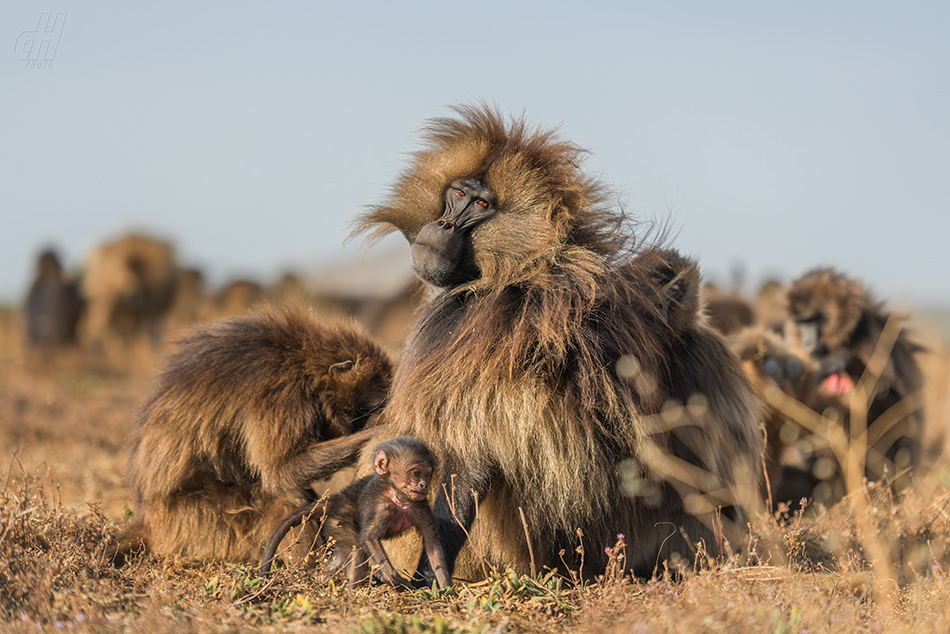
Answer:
(3, 2, 949, 305)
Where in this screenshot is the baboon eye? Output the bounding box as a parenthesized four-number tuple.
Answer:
(454, 189, 465, 198)
(475, 199, 489, 209)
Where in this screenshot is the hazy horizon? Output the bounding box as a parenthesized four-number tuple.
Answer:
(3, 2, 948, 308)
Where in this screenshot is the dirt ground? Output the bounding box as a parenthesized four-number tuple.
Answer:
(4, 306, 950, 633)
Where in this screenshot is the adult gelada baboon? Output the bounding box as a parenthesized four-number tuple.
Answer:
(208, 278, 265, 319)
(24, 248, 83, 346)
(702, 284, 754, 336)
(786, 268, 925, 491)
(80, 232, 179, 357)
(117, 303, 393, 563)
(352, 105, 764, 580)
(164, 267, 207, 334)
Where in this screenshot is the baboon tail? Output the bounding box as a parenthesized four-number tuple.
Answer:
(260, 500, 319, 574)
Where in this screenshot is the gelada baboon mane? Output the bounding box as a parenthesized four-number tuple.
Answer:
(355, 104, 629, 289)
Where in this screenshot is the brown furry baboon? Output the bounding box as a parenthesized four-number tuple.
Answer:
(164, 267, 207, 334)
(753, 279, 788, 333)
(118, 303, 393, 563)
(79, 233, 179, 357)
(728, 326, 819, 507)
(208, 278, 265, 319)
(23, 249, 83, 346)
(356, 278, 428, 355)
(702, 285, 755, 335)
(352, 105, 764, 581)
(785, 268, 925, 492)
(261, 437, 451, 589)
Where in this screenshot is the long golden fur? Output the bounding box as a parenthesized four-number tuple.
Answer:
(120, 303, 392, 563)
(355, 105, 764, 578)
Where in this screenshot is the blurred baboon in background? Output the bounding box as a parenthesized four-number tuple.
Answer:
(164, 267, 207, 334)
(79, 233, 178, 358)
(356, 279, 427, 356)
(729, 326, 819, 507)
(23, 248, 82, 346)
(753, 279, 788, 333)
(351, 105, 763, 581)
(785, 268, 925, 493)
(116, 303, 393, 563)
(702, 284, 754, 335)
(208, 278, 264, 319)
(271, 272, 310, 303)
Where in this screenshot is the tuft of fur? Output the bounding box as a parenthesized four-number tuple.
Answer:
(120, 303, 392, 563)
(356, 105, 764, 578)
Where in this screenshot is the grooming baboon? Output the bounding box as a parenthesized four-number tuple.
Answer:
(785, 268, 925, 492)
(117, 303, 393, 563)
(351, 105, 763, 581)
(261, 437, 451, 588)
(79, 233, 178, 357)
(23, 249, 82, 346)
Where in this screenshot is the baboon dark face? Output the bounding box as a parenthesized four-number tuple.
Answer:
(410, 179, 497, 287)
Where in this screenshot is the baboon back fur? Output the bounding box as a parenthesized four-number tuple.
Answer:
(124, 303, 392, 562)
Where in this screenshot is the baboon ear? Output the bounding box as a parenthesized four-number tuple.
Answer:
(328, 359, 355, 375)
(662, 267, 701, 330)
(374, 450, 389, 475)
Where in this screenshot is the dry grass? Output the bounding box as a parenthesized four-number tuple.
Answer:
(4, 307, 950, 633)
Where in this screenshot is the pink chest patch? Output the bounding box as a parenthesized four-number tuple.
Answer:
(389, 515, 413, 534)
(822, 371, 855, 395)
